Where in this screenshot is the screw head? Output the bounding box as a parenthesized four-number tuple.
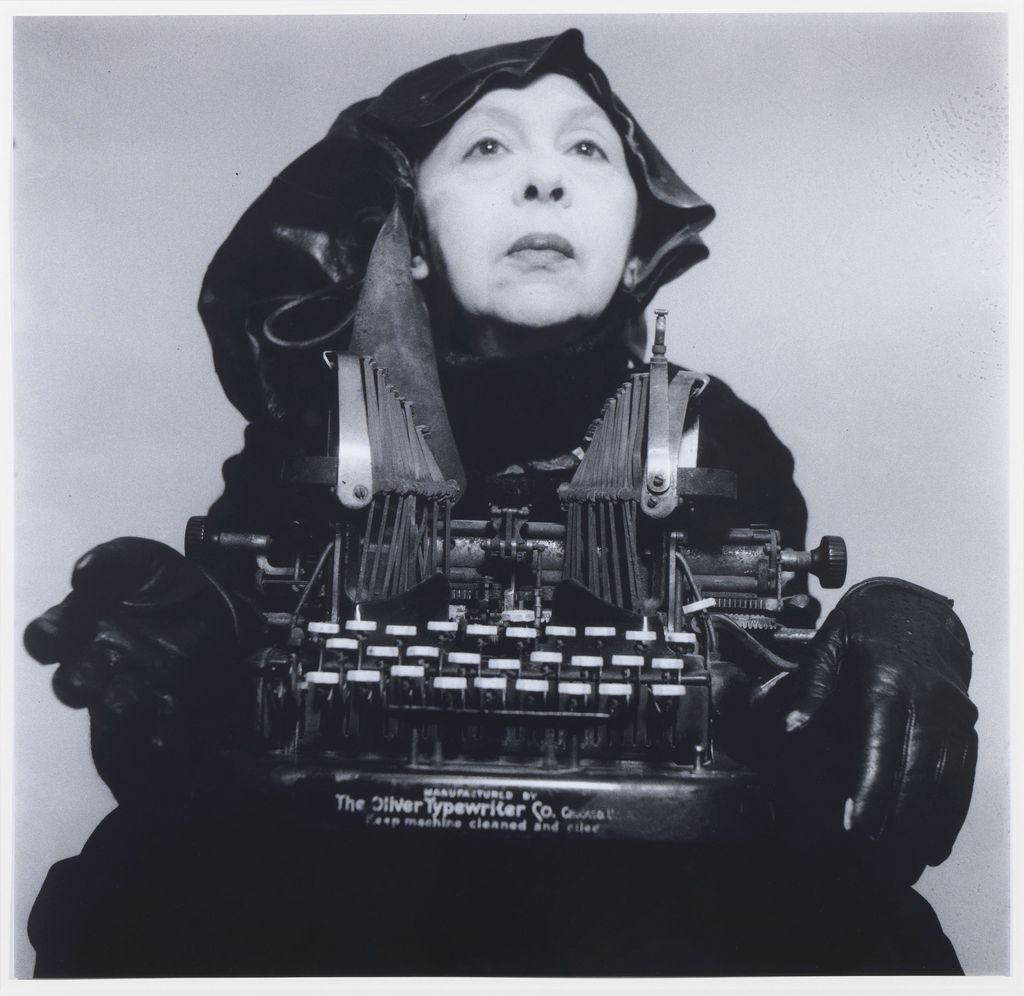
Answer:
(646, 496, 658, 508)
(650, 473, 665, 488)
(353, 485, 369, 501)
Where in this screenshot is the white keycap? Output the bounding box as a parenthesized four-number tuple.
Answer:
(652, 657, 684, 670)
(584, 626, 616, 638)
(427, 620, 458, 633)
(558, 681, 591, 696)
(391, 664, 425, 678)
(625, 629, 657, 642)
(405, 645, 439, 659)
(385, 624, 417, 637)
(346, 669, 381, 683)
(474, 676, 507, 691)
(611, 654, 644, 667)
(487, 658, 521, 671)
(345, 619, 377, 633)
(571, 655, 603, 669)
(515, 678, 550, 693)
(651, 684, 687, 697)
(326, 637, 359, 651)
(367, 645, 399, 658)
(447, 651, 481, 666)
(466, 623, 499, 637)
(530, 651, 563, 665)
(545, 625, 577, 638)
(506, 627, 538, 639)
(665, 631, 698, 646)
(598, 682, 632, 697)
(434, 676, 468, 690)
(304, 671, 339, 685)
(307, 621, 340, 635)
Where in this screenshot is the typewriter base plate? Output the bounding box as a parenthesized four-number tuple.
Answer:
(205, 751, 771, 844)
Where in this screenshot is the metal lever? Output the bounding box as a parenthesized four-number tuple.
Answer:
(328, 351, 374, 509)
(643, 311, 707, 519)
(643, 310, 673, 517)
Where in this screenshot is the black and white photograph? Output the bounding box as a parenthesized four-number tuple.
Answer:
(7, 7, 1014, 983)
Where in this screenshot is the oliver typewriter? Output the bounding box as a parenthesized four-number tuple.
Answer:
(186, 312, 846, 843)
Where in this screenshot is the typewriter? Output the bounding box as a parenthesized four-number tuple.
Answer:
(186, 312, 846, 844)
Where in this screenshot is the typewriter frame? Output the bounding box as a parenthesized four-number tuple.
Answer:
(187, 314, 845, 843)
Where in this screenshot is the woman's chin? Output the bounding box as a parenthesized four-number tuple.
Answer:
(490, 302, 594, 331)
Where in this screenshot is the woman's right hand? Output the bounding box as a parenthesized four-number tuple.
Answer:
(24, 537, 254, 803)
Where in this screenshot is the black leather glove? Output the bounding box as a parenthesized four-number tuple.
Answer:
(24, 538, 258, 803)
(784, 577, 978, 884)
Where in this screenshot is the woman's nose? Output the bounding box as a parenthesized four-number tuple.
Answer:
(515, 157, 571, 206)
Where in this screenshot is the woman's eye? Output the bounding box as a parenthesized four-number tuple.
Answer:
(570, 140, 608, 160)
(465, 138, 506, 159)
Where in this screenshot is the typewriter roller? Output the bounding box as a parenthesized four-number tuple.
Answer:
(187, 311, 847, 843)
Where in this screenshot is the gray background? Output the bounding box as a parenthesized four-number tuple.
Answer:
(12, 13, 1010, 977)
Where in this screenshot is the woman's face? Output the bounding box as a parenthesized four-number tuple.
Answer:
(415, 73, 639, 333)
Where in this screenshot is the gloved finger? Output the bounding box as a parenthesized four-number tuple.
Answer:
(96, 664, 155, 720)
(847, 723, 976, 886)
(886, 731, 975, 872)
(785, 609, 847, 731)
(23, 593, 97, 664)
(846, 691, 912, 840)
(95, 672, 197, 765)
(50, 644, 119, 709)
(89, 674, 188, 802)
(69, 537, 196, 611)
(924, 727, 978, 866)
(874, 682, 979, 857)
(149, 691, 183, 749)
(877, 716, 948, 839)
(22, 543, 159, 667)
(90, 633, 183, 718)
(51, 635, 169, 713)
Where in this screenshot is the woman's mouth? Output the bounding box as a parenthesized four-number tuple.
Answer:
(506, 233, 576, 263)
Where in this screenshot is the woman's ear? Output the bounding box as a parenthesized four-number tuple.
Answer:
(410, 255, 430, 281)
(621, 256, 640, 291)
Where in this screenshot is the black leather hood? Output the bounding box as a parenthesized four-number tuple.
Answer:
(199, 28, 715, 426)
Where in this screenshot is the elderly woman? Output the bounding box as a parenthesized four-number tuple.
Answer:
(25, 30, 976, 977)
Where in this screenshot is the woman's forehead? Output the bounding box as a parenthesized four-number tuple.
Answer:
(449, 73, 616, 133)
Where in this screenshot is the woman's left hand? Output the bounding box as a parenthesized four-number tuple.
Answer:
(785, 577, 978, 884)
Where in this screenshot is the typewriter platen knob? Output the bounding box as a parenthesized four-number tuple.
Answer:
(184, 515, 273, 558)
(809, 535, 848, 589)
(184, 516, 208, 560)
